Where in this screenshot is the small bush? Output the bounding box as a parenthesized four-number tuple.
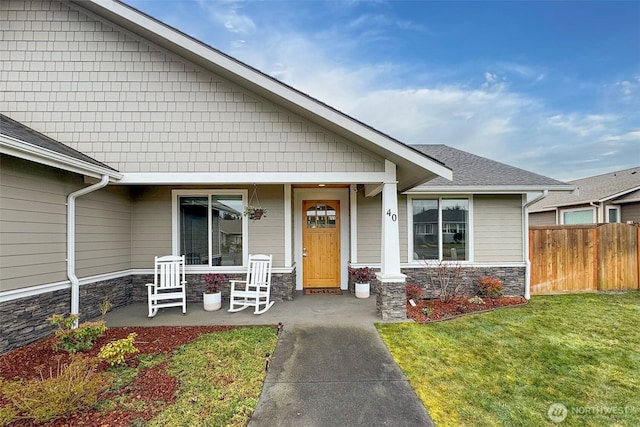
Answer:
(48, 314, 107, 354)
(405, 284, 423, 301)
(98, 333, 139, 367)
(421, 307, 433, 316)
(477, 276, 504, 298)
(0, 355, 112, 423)
(468, 296, 486, 305)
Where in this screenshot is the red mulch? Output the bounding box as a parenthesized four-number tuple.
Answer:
(406, 296, 528, 323)
(0, 326, 233, 426)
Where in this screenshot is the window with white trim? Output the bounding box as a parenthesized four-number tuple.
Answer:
(561, 208, 595, 224)
(411, 198, 469, 261)
(175, 191, 245, 266)
(606, 206, 620, 223)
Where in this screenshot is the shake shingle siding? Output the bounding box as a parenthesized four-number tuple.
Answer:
(0, 0, 384, 175)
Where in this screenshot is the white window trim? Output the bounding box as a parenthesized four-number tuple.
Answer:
(172, 189, 249, 271)
(560, 207, 596, 224)
(606, 205, 620, 223)
(407, 195, 474, 263)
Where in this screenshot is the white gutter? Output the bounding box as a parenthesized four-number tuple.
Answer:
(523, 190, 548, 300)
(67, 175, 110, 327)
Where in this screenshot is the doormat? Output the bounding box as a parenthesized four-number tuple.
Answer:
(304, 288, 343, 295)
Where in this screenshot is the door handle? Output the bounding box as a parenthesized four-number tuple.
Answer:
(303, 247, 307, 257)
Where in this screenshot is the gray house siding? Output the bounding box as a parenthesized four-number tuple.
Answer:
(621, 202, 640, 224)
(529, 210, 556, 226)
(473, 195, 523, 262)
(356, 191, 382, 263)
(0, 155, 132, 292)
(1, 0, 385, 175)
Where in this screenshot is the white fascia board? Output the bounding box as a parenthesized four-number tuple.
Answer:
(118, 171, 388, 185)
(0, 135, 122, 180)
(611, 197, 640, 204)
(404, 185, 576, 194)
(599, 185, 640, 203)
(75, 0, 452, 183)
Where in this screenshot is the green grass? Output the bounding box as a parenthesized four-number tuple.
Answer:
(148, 326, 278, 427)
(377, 292, 640, 427)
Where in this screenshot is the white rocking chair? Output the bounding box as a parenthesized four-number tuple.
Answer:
(146, 255, 187, 317)
(228, 254, 274, 314)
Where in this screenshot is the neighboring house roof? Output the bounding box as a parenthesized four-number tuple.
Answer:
(0, 114, 122, 179)
(68, 0, 451, 191)
(407, 144, 574, 193)
(529, 166, 640, 212)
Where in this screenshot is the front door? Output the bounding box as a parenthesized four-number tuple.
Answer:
(302, 200, 340, 288)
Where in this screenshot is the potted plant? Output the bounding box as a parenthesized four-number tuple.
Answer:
(244, 205, 267, 220)
(348, 266, 375, 299)
(203, 273, 225, 311)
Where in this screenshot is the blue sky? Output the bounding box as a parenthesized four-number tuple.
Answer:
(126, 0, 639, 181)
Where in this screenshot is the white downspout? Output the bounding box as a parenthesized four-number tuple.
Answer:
(67, 175, 110, 327)
(523, 190, 548, 300)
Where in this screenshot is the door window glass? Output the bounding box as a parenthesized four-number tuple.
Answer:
(306, 204, 337, 228)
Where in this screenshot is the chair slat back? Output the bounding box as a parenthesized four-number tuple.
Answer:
(246, 254, 272, 288)
(155, 255, 185, 289)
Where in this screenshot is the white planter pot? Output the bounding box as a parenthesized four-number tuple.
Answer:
(203, 292, 222, 311)
(355, 282, 370, 299)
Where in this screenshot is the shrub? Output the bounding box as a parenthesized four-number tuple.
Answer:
(405, 284, 423, 301)
(48, 314, 107, 354)
(477, 276, 504, 298)
(0, 355, 112, 423)
(98, 333, 139, 367)
(426, 260, 469, 303)
(468, 296, 486, 305)
(421, 307, 433, 316)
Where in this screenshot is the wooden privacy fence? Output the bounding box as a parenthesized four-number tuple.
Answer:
(529, 223, 640, 294)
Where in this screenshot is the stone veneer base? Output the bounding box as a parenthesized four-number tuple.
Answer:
(1, 270, 296, 355)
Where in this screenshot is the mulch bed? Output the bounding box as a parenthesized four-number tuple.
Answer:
(406, 296, 528, 323)
(0, 326, 233, 426)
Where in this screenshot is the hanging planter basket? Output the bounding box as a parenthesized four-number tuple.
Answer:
(244, 184, 267, 220)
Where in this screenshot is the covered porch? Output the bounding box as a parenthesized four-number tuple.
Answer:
(104, 290, 388, 328)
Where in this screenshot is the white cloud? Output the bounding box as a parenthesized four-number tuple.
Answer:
(197, 0, 256, 34)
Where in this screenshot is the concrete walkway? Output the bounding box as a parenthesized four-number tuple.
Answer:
(104, 292, 434, 426)
(249, 324, 434, 427)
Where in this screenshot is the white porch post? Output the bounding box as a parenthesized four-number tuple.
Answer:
(376, 161, 407, 320)
(379, 180, 403, 277)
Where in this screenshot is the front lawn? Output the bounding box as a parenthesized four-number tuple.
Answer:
(377, 292, 640, 426)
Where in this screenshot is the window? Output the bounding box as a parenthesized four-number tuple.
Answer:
(175, 191, 245, 266)
(561, 208, 595, 225)
(606, 206, 620, 223)
(412, 198, 469, 261)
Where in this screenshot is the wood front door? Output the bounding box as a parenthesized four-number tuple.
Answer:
(302, 200, 340, 288)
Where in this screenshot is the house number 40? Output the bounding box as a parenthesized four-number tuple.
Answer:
(386, 209, 397, 222)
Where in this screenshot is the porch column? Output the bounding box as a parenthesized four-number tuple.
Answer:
(376, 161, 407, 320)
(379, 180, 403, 277)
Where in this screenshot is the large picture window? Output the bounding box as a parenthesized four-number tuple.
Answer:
(412, 198, 469, 261)
(176, 192, 245, 266)
(561, 208, 595, 225)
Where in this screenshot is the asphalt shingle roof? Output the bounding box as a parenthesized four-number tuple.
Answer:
(529, 166, 640, 211)
(410, 144, 570, 188)
(0, 114, 115, 171)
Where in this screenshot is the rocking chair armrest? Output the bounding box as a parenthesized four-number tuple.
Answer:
(229, 279, 247, 290)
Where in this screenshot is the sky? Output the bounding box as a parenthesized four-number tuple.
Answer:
(125, 0, 640, 182)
